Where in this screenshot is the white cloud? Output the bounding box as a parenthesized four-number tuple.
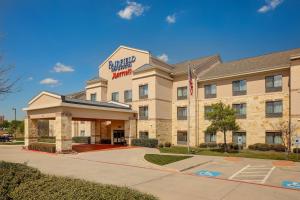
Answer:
(157, 53, 169, 62)
(166, 14, 176, 24)
(40, 78, 59, 86)
(258, 0, 284, 13)
(53, 62, 74, 73)
(118, 1, 148, 20)
(27, 77, 33, 81)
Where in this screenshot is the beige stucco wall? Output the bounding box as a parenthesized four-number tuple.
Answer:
(290, 60, 300, 142)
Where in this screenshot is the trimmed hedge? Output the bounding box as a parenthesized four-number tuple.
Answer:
(132, 139, 158, 148)
(0, 161, 42, 199)
(248, 143, 286, 152)
(293, 148, 300, 153)
(28, 143, 56, 153)
(164, 142, 171, 148)
(72, 136, 91, 144)
(0, 162, 158, 200)
(199, 142, 218, 148)
(37, 136, 55, 143)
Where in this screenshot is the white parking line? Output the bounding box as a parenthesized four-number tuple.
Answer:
(229, 165, 275, 184)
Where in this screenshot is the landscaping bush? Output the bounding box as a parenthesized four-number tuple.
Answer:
(37, 136, 55, 143)
(199, 142, 218, 148)
(0, 161, 42, 200)
(248, 143, 271, 151)
(28, 143, 56, 153)
(293, 148, 300, 153)
(164, 142, 171, 148)
(100, 138, 112, 144)
(72, 136, 91, 144)
(270, 144, 286, 152)
(131, 139, 158, 148)
(158, 143, 164, 148)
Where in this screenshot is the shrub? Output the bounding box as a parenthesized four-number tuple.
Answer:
(158, 143, 164, 148)
(293, 148, 300, 153)
(10, 175, 158, 200)
(0, 161, 42, 199)
(37, 136, 55, 143)
(270, 144, 286, 152)
(164, 142, 171, 148)
(72, 136, 91, 144)
(248, 143, 271, 151)
(100, 139, 112, 144)
(199, 142, 218, 148)
(28, 143, 56, 153)
(131, 139, 158, 148)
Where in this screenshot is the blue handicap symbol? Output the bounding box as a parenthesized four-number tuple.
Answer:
(195, 170, 221, 177)
(282, 181, 300, 189)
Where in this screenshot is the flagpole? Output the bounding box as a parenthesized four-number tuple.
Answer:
(187, 64, 191, 154)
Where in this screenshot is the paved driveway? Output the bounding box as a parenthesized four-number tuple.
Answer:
(0, 145, 299, 200)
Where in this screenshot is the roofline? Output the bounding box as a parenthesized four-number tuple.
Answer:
(98, 45, 149, 69)
(198, 65, 290, 82)
(28, 91, 61, 105)
(133, 64, 173, 75)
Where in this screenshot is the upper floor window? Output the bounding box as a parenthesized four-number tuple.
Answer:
(266, 132, 282, 144)
(124, 90, 132, 102)
(111, 92, 119, 102)
(139, 84, 148, 99)
(90, 93, 97, 102)
(266, 75, 282, 92)
(232, 103, 247, 119)
(139, 106, 148, 120)
(204, 84, 216, 98)
(204, 106, 213, 120)
(177, 86, 187, 100)
(266, 100, 283, 117)
(232, 80, 247, 96)
(177, 107, 187, 120)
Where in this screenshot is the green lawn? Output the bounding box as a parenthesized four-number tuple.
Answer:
(0, 141, 24, 145)
(159, 146, 300, 162)
(144, 154, 192, 165)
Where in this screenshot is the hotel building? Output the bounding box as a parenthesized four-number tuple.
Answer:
(24, 46, 300, 152)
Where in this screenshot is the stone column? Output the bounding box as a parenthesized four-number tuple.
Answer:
(90, 120, 101, 144)
(55, 112, 72, 153)
(24, 117, 38, 148)
(125, 117, 137, 145)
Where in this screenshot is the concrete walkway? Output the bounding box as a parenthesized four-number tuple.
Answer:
(0, 145, 299, 200)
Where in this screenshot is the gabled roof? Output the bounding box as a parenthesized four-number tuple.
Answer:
(66, 90, 86, 100)
(199, 48, 300, 81)
(86, 76, 107, 85)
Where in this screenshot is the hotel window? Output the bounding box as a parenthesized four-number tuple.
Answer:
(266, 75, 282, 92)
(204, 106, 213, 120)
(232, 103, 247, 119)
(177, 86, 187, 100)
(266, 100, 283, 117)
(232, 132, 246, 146)
(139, 131, 149, 139)
(124, 90, 132, 102)
(205, 132, 216, 143)
(177, 107, 187, 120)
(80, 130, 85, 136)
(139, 84, 148, 99)
(139, 106, 148, 120)
(204, 84, 216, 98)
(266, 132, 282, 144)
(177, 131, 187, 145)
(111, 92, 119, 102)
(232, 80, 247, 96)
(90, 93, 97, 102)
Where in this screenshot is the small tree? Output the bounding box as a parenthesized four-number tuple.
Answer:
(273, 120, 298, 153)
(205, 102, 240, 152)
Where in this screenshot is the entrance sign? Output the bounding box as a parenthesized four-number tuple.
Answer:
(109, 56, 136, 79)
(195, 170, 221, 177)
(282, 181, 300, 189)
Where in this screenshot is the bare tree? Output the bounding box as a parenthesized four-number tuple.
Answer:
(0, 65, 18, 96)
(273, 120, 298, 153)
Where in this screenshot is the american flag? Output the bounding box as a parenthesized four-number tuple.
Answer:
(188, 66, 193, 96)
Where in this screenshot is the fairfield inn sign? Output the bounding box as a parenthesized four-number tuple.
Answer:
(109, 56, 136, 79)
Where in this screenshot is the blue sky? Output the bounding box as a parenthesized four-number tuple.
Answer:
(0, 0, 300, 120)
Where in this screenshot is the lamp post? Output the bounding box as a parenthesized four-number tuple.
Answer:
(12, 108, 16, 122)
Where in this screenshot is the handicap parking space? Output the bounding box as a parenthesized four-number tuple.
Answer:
(182, 156, 300, 189)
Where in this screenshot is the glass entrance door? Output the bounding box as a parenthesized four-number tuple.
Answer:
(113, 130, 125, 145)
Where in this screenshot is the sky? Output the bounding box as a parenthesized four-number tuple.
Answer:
(0, 0, 300, 120)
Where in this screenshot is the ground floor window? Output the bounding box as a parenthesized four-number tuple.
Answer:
(177, 131, 187, 145)
(232, 132, 246, 146)
(205, 132, 216, 143)
(139, 131, 149, 139)
(266, 132, 282, 144)
(80, 130, 85, 136)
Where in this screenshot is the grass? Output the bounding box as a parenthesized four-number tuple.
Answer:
(144, 154, 192, 165)
(0, 141, 24, 145)
(159, 146, 300, 162)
